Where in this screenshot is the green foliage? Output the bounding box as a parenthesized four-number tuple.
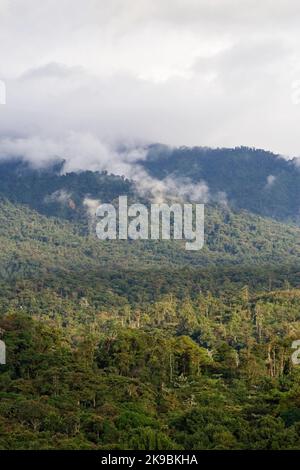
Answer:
(1, 288, 300, 449)
(0, 199, 299, 282)
(142, 145, 300, 223)
(0, 157, 299, 449)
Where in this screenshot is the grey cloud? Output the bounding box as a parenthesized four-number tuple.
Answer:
(44, 189, 72, 205)
(265, 174, 277, 189)
(0, 0, 300, 168)
(21, 63, 86, 80)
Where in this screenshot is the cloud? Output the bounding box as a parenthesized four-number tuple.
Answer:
(83, 197, 101, 216)
(131, 168, 210, 203)
(265, 174, 277, 189)
(0, 0, 300, 164)
(0, 136, 62, 167)
(83, 197, 102, 232)
(0, 133, 135, 173)
(44, 189, 72, 205)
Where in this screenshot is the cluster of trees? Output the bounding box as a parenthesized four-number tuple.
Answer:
(0, 198, 299, 282)
(1, 285, 300, 449)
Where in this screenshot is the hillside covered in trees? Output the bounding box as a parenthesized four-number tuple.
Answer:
(0, 147, 300, 224)
(0, 149, 299, 450)
(1, 288, 300, 449)
(141, 145, 300, 223)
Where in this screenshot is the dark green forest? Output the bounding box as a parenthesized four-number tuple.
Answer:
(0, 149, 300, 450)
(142, 145, 300, 223)
(1, 285, 300, 449)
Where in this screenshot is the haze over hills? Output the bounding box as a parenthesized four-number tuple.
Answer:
(0, 146, 299, 225)
(0, 147, 299, 290)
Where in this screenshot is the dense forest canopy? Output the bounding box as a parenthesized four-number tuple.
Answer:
(0, 148, 299, 449)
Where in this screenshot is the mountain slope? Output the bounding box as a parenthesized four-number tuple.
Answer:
(0, 198, 299, 280)
(141, 145, 300, 223)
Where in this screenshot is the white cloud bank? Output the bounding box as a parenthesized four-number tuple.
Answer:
(0, 0, 300, 172)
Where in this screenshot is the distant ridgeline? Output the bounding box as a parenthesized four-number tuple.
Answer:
(0, 158, 133, 222)
(140, 145, 300, 224)
(0, 146, 299, 224)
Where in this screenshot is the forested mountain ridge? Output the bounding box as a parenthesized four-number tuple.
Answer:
(0, 159, 133, 222)
(0, 146, 299, 225)
(141, 145, 300, 223)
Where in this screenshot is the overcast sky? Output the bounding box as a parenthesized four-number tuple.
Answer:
(1, 0, 300, 172)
